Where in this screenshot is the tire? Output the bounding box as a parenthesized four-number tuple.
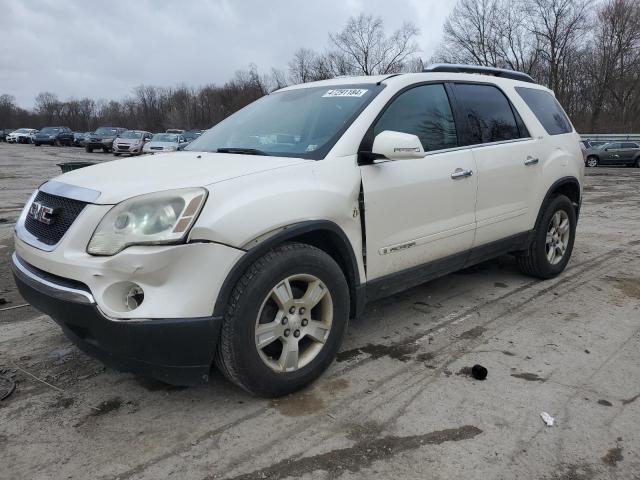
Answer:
(586, 156, 598, 167)
(54, 139, 62, 147)
(516, 194, 577, 279)
(34, 142, 40, 147)
(216, 243, 350, 397)
(103, 147, 110, 153)
(634, 158, 640, 168)
(85, 146, 93, 153)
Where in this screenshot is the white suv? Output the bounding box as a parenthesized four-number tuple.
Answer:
(12, 65, 584, 397)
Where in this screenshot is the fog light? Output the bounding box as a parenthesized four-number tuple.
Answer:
(124, 285, 144, 310)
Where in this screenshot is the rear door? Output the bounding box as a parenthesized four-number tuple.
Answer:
(359, 83, 477, 280)
(621, 142, 639, 164)
(451, 83, 541, 247)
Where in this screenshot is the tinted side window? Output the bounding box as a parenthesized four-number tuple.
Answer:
(622, 143, 638, 148)
(374, 84, 458, 152)
(607, 143, 621, 149)
(515, 87, 572, 135)
(454, 84, 522, 144)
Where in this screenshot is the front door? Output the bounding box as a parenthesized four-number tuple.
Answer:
(359, 83, 477, 281)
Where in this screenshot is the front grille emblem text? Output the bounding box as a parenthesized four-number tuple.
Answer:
(28, 202, 59, 225)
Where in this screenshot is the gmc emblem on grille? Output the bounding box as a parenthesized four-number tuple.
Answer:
(28, 202, 59, 225)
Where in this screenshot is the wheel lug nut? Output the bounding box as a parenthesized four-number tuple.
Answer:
(289, 306, 296, 314)
(294, 330, 300, 338)
(281, 317, 288, 325)
(301, 319, 308, 326)
(284, 329, 290, 337)
(299, 307, 306, 314)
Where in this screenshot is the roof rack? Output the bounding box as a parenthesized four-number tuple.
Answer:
(423, 64, 535, 83)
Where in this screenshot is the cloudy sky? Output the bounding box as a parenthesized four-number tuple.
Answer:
(0, 0, 455, 109)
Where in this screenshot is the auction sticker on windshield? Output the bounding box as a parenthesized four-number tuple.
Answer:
(322, 89, 368, 97)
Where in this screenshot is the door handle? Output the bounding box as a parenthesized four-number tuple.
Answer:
(524, 156, 539, 166)
(451, 168, 473, 179)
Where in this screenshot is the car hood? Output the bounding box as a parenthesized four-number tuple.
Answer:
(49, 151, 310, 204)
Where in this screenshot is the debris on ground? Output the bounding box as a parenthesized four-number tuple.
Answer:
(471, 364, 487, 380)
(540, 411, 555, 426)
(0, 368, 17, 400)
(0, 297, 8, 305)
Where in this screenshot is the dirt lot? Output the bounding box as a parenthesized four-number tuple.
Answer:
(1, 142, 639, 480)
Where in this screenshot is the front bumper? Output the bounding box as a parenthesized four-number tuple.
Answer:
(12, 252, 222, 385)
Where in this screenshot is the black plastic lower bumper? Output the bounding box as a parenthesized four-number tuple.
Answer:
(12, 257, 222, 386)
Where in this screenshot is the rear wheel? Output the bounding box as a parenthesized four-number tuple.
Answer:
(586, 156, 598, 167)
(216, 243, 349, 397)
(516, 194, 576, 279)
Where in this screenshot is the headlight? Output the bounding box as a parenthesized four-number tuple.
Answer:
(87, 188, 208, 255)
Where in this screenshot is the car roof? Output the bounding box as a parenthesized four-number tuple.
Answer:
(276, 72, 550, 94)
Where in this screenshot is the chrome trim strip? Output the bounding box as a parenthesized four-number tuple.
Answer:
(40, 181, 101, 203)
(11, 253, 95, 304)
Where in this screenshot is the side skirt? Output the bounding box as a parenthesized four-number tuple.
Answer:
(363, 231, 532, 305)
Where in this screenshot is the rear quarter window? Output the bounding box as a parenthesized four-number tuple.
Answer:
(515, 87, 573, 135)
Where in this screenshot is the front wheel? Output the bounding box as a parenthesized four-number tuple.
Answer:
(516, 194, 576, 279)
(216, 243, 350, 397)
(586, 156, 598, 167)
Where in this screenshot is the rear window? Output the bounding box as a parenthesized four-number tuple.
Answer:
(453, 84, 525, 144)
(515, 87, 572, 135)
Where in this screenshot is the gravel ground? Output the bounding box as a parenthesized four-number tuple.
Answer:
(1, 142, 639, 480)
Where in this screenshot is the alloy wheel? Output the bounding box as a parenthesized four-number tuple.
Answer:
(545, 210, 570, 265)
(255, 274, 333, 373)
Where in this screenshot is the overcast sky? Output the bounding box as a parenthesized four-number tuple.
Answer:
(0, 0, 455, 109)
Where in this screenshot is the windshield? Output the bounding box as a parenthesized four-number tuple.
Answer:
(186, 84, 383, 159)
(120, 130, 143, 139)
(94, 127, 118, 136)
(15, 128, 30, 133)
(40, 127, 59, 134)
(152, 133, 178, 142)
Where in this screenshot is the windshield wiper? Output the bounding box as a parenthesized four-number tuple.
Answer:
(216, 147, 270, 156)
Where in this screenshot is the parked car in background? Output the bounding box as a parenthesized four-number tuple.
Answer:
(11, 65, 584, 396)
(581, 140, 607, 149)
(6, 128, 38, 144)
(85, 127, 127, 153)
(0, 128, 14, 142)
(585, 142, 640, 167)
(113, 130, 153, 156)
(183, 129, 204, 143)
(34, 127, 74, 146)
(73, 132, 91, 147)
(166, 129, 184, 134)
(142, 132, 188, 153)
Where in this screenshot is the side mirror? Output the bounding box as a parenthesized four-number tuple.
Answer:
(371, 130, 424, 160)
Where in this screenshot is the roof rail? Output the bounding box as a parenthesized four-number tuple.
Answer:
(423, 64, 535, 83)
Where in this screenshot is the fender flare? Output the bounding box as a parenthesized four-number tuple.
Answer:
(534, 176, 582, 230)
(212, 220, 364, 318)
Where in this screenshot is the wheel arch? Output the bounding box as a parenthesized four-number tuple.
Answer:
(212, 220, 364, 319)
(536, 176, 581, 229)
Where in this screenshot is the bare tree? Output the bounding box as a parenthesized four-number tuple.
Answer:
(329, 14, 420, 75)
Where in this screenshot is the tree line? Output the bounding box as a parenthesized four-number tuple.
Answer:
(1, 1, 639, 134)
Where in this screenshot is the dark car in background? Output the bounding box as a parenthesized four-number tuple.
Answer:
(112, 130, 152, 156)
(73, 131, 91, 147)
(85, 126, 126, 153)
(0, 128, 14, 141)
(33, 126, 74, 146)
(183, 129, 204, 143)
(585, 142, 640, 167)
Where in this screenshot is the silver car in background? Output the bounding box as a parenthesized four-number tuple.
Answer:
(142, 132, 188, 154)
(113, 130, 152, 156)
